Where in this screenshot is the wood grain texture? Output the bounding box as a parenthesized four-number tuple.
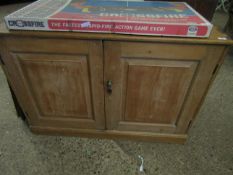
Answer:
(2, 37, 105, 130)
(0, 38, 38, 126)
(0, 25, 231, 143)
(104, 41, 228, 135)
(15, 53, 92, 119)
(124, 59, 197, 124)
(31, 126, 187, 144)
(104, 41, 199, 133)
(120, 42, 208, 60)
(176, 46, 227, 133)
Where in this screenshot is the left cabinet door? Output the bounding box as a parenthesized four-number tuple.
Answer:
(3, 37, 105, 130)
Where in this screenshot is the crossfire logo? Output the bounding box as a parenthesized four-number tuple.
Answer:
(8, 20, 45, 28)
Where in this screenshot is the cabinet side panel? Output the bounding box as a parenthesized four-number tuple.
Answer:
(176, 46, 226, 133)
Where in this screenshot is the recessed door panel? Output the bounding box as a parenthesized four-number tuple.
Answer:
(124, 59, 197, 125)
(18, 54, 92, 120)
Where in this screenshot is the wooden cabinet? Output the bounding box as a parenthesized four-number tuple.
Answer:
(0, 25, 232, 143)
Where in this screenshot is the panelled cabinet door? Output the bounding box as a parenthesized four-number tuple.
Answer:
(104, 41, 224, 134)
(5, 38, 105, 130)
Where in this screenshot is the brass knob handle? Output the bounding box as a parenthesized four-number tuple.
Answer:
(106, 80, 112, 94)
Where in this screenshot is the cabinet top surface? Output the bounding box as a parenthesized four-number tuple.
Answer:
(0, 22, 232, 45)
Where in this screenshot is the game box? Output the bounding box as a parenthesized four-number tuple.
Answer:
(4, 0, 213, 37)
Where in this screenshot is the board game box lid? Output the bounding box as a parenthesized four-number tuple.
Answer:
(4, 0, 213, 38)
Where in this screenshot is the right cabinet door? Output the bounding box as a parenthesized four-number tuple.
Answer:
(104, 41, 224, 134)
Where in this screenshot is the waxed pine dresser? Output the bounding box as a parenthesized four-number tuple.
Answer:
(0, 22, 232, 143)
